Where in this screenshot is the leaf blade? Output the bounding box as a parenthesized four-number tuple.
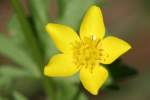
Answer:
(0, 65, 34, 78)
(0, 33, 41, 77)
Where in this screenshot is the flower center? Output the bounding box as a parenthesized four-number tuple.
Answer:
(72, 36, 103, 71)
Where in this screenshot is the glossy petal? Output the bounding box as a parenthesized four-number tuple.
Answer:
(44, 54, 79, 77)
(98, 36, 132, 64)
(80, 65, 108, 95)
(80, 6, 105, 40)
(46, 23, 80, 53)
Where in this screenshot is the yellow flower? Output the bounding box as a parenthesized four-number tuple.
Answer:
(44, 5, 131, 95)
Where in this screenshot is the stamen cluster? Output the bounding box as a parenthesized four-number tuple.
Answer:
(72, 37, 103, 72)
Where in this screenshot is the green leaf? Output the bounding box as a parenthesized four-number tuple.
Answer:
(13, 91, 28, 100)
(28, 0, 59, 61)
(78, 93, 88, 100)
(143, 0, 150, 14)
(8, 15, 33, 57)
(0, 33, 41, 77)
(29, 0, 50, 24)
(96, 0, 109, 8)
(11, 0, 43, 67)
(57, 0, 97, 30)
(52, 78, 87, 100)
(106, 83, 120, 90)
(8, 15, 26, 48)
(55, 80, 78, 100)
(103, 58, 138, 90)
(103, 76, 120, 90)
(0, 65, 33, 78)
(106, 59, 138, 80)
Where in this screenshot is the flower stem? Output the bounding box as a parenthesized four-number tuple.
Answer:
(43, 78, 57, 100)
(73, 83, 82, 100)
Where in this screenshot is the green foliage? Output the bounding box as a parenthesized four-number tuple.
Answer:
(0, 65, 31, 78)
(57, 0, 96, 31)
(13, 91, 28, 100)
(103, 58, 138, 90)
(54, 79, 87, 100)
(143, 0, 150, 14)
(0, 34, 41, 77)
(28, 0, 58, 61)
(11, 0, 43, 68)
(107, 59, 138, 80)
(96, 0, 109, 8)
(55, 80, 77, 100)
(78, 93, 88, 100)
(8, 15, 26, 48)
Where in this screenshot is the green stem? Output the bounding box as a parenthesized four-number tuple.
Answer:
(10, 0, 56, 100)
(43, 78, 57, 100)
(73, 83, 82, 100)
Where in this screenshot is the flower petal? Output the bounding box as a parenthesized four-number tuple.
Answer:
(80, 65, 108, 95)
(46, 23, 80, 53)
(80, 5, 105, 40)
(98, 36, 132, 64)
(44, 54, 79, 77)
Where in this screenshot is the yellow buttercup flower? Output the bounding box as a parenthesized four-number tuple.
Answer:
(44, 5, 131, 95)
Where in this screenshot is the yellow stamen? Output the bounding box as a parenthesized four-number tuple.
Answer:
(72, 36, 104, 72)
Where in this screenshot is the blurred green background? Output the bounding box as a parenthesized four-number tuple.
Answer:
(0, 0, 150, 100)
